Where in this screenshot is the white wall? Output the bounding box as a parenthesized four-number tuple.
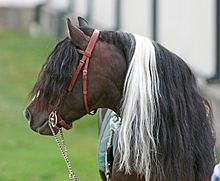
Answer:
(82, 0, 152, 36)
(72, 0, 216, 77)
(74, 0, 87, 19)
(92, 0, 115, 29)
(158, 0, 215, 77)
(120, 0, 152, 37)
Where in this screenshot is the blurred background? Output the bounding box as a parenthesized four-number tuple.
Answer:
(0, 0, 219, 180)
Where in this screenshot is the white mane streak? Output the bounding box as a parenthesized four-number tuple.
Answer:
(118, 34, 160, 180)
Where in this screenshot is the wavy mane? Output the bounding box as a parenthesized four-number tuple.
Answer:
(118, 34, 215, 180)
(29, 38, 79, 111)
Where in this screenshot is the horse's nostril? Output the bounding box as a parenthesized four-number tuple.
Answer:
(24, 108, 32, 122)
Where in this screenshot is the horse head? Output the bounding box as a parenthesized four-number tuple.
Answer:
(24, 17, 128, 135)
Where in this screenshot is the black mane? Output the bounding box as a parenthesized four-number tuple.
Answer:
(30, 38, 79, 110)
(150, 42, 215, 180)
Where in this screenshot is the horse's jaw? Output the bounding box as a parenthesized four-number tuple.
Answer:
(23, 107, 59, 136)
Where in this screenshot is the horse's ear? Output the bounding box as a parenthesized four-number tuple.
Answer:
(78, 16, 89, 27)
(67, 18, 89, 49)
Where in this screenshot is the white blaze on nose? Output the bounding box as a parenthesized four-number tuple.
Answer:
(31, 90, 40, 102)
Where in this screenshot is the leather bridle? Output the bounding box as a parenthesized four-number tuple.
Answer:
(48, 29, 100, 130)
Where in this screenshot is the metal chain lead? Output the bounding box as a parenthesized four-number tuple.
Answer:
(59, 128, 76, 180)
(48, 123, 77, 181)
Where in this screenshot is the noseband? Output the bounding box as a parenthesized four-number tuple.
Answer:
(49, 29, 100, 130)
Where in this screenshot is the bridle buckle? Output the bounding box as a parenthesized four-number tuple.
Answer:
(48, 111, 58, 128)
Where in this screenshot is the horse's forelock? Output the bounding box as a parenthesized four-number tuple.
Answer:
(29, 38, 79, 111)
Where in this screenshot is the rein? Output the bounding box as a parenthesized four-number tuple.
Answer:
(48, 29, 100, 180)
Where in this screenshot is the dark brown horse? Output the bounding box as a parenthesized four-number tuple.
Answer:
(24, 17, 215, 180)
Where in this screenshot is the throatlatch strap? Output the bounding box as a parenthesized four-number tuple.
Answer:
(57, 113, 72, 130)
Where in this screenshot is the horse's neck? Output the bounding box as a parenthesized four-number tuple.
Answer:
(117, 32, 136, 66)
(94, 32, 136, 113)
(99, 31, 136, 65)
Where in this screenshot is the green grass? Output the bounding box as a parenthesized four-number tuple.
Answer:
(0, 31, 101, 180)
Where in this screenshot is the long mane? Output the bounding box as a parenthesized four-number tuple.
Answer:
(30, 38, 79, 111)
(118, 34, 215, 180)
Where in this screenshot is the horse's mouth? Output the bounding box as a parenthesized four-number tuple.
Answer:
(32, 120, 59, 136)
